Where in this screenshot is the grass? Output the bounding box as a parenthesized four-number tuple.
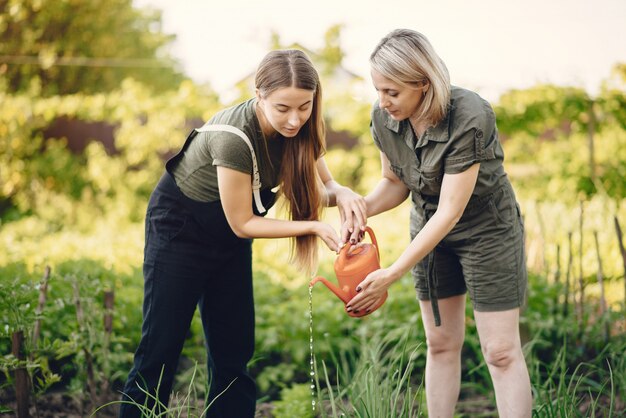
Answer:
(309, 304, 625, 418)
(92, 363, 236, 418)
(529, 340, 624, 417)
(313, 324, 425, 417)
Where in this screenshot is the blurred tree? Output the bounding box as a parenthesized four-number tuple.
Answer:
(0, 0, 184, 95)
(318, 24, 345, 77)
(494, 63, 626, 198)
(601, 63, 626, 130)
(494, 85, 590, 139)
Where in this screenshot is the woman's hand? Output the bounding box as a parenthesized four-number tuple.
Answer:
(335, 186, 367, 244)
(346, 267, 399, 314)
(313, 221, 343, 253)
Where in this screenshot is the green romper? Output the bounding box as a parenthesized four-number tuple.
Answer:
(370, 86, 527, 325)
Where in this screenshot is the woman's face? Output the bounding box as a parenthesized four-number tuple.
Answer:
(371, 69, 427, 121)
(256, 86, 315, 138)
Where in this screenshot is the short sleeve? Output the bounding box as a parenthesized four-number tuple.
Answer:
(370, 105, 384, 151)
(209, 132, 253, 175)
(370, 120, 383, 151)
(444, 100, 497, 174)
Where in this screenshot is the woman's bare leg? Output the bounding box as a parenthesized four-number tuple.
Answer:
(419, 294, 466, 417)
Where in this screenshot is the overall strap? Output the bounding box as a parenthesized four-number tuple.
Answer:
(195, 123, 267, 214)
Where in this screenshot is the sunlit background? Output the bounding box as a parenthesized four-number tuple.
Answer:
(137, 0, 626, 102)
(1, 1, 626, 416)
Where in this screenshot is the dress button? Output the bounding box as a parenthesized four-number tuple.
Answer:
(475, 129, 483, 139)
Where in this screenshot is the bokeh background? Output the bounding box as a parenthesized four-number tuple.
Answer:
(1, 1, 625, 416)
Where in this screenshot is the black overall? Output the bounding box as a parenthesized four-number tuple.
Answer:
(119, 130, 276, 418)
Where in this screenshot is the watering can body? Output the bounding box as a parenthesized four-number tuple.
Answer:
(310, 227, 387, 317)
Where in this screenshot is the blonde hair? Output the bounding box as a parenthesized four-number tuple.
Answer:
(255, 49, 326, 274)
(370, 29, 451, 125)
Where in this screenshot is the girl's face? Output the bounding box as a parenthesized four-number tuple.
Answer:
(256, 86, 315, 138)
(371, 69, 427, 121)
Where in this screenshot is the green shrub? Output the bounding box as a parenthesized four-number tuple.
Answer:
(273, 383, 314, 418)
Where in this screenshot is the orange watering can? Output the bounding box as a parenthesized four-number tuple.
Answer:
(310, 226, 387, 317)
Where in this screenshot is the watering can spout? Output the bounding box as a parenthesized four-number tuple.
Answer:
(310, 276, 350, 304)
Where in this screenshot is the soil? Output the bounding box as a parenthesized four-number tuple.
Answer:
(0, 389, 275, 418)
(4, 389, 618, 417)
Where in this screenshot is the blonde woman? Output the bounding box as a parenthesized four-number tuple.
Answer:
(119, 49, 366, 418)
(348, 29, 532, 417)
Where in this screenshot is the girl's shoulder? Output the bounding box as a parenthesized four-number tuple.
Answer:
(209, 98, 256, 127)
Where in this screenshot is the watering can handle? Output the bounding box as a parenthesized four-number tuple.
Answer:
(341, 226, 379, 259)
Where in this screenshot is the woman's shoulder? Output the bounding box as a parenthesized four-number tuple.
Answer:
(449, 86, 495, 129)
(450, 86, 492, 112)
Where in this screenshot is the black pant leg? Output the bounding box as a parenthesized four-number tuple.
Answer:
(119, 199, 204, 417)
(200, 242, 256, 418)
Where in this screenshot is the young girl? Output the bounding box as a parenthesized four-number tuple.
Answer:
(119, 49, 366, 418)
(348, 29, 532, 417)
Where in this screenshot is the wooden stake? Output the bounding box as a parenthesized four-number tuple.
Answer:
(535, 202, 547, 276)
(593, 231, 609, 342)
(564, 232, 573, 317)
(587, 99, 597, 184)
(101, 290, 115, 394)
(73, 281, 98, 407)
(103, 290, 114, 335)
(32, 266, 51, 351)
(554, 243, 561, 313)
(614, 216, 626, 310)
(555, 244, 561, 285)
(12, 330, 31, 418)
(578, 201, 585, 328)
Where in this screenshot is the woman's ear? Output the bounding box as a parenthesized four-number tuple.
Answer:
(255, 88, 262, 102)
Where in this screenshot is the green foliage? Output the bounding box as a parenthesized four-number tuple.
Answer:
(273, 383, 314, 418)
(0, 24, 625, 414)
(530, 346, 623, 417)
(0, 266, 39, 334)
(318, 24, 345, 78)
(0, 80, 220, 224)
(494, 84, 591, 138)
(504, 126, 626, 201)
(315, 325, 425, 418)
(0, 261, 136, 401)
(599, 64, 626, 130)
(0, 0, 184, 95)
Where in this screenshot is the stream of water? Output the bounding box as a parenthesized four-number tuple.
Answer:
(309, 284, 316, 413)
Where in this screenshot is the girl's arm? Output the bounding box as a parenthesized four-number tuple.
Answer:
(347, 162, 481, 313)
(217, 166, 342, 252)
(316, 157, 368, 243)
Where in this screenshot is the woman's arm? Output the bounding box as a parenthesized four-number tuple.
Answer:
(365, 152, 411, 217)
(347, 163, 481, 313)
(217, 166, 342, 251)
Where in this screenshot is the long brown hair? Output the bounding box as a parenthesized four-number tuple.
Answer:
(255, 49, 326, 274)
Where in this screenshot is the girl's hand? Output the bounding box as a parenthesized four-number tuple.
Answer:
(335, 187, 367, 244)
(346, 268, 398, 314)
(313, 221, 343, 253)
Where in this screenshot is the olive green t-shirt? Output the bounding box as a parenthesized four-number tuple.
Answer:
(171, 98, 283, 202)
(370, 86, 508, 212)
